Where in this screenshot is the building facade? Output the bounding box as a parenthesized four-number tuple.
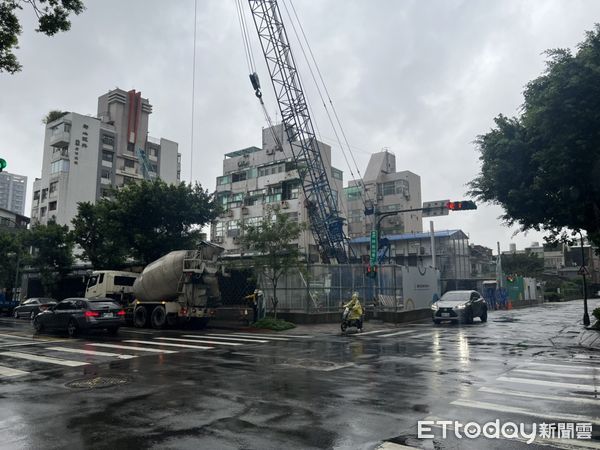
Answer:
(211, 124, 345, 262)
(0, 207, 29, 231)
(344, 150, 422, 239)
(31, 89, 181, 227)
(0, 172, 27, 215)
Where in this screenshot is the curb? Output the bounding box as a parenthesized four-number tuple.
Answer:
(578, 327, 600, 349)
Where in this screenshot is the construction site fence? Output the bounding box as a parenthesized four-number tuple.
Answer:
(257, 264, 408, 314)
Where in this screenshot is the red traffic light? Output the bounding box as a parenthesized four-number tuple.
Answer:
(446, 200, 477, 211)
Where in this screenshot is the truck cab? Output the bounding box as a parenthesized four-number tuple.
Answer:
(85, 271, 139, 306)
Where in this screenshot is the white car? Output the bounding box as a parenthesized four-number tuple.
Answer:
(431, 290, 488, 324)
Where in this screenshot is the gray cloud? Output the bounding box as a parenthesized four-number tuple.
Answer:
(2, 0, 598, 252)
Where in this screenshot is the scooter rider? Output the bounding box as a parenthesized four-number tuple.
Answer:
(343, 291, 364, 331)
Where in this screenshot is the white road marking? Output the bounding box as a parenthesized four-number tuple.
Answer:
(124, 339, 213, 350)
(0, 333, 36, 340)
(91, 343, 177, 353)
(193, 335, 268, 343)
(379, 330, 418, 338)
(0, 365, 29, 377)
(210, 333, 288, 341)
(513, 369, 599, 380)
(46, 347, 137, 359)
(523, 362, 600, 371)
(450, 399, 600, 425)
(479, 386, 600, 405)
(0, 351, 88, 367)
(406, 332, 435, 339)
(497, 376, 599, 392)
(155, 337, 242, 346)
(356, 329, 395, 336)
(376, 443, 420, 450)
(233, 333, 312, 339)
(118, 329, 155, 335)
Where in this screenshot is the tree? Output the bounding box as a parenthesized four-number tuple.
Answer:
(71, 180, 218, 267)
(0, 230, 29, 294)
(469, 25, 600, 247)
(42, 110, 68, 124)
(239, 206, 305, 319)
(25, 221, 73, 297)
(71, 201, 128, 269)
(501, 253, 544, 278)
(1, 0, 85, 74)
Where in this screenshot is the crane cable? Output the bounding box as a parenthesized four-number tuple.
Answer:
(283, 0, 373, 210)
(190, 0, 198, 182)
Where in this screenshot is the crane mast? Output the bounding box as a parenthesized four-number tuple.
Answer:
(247, 0, 349, 263)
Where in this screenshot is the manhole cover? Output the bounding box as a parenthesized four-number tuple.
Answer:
(66, 376, 131, 389)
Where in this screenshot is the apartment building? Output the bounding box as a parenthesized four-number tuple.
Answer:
(0, 172, 27, 215)
(211, 124, 345, 262)
(31, 89, 180, 227)
(344, 150, 422, 238)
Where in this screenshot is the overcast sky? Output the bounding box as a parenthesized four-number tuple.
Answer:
(2, 0, 599, 253)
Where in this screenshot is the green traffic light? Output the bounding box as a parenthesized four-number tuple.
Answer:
(0, 158, 6, 172)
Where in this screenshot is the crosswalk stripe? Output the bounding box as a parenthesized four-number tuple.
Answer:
(376, 443, 420, 450)
(0, 351, 88, 367)
(355, 329, 395, 336)
(522, 362, 599, 371)
(91, 343, 177, 353)
(233, 333, 312, 339)
(497, 376, 598, 392)
(155, 337, 242, 346)
(451, 399, 600, 425)
(0, 364, 29, 377)
(379, 330, 418, 338)
(406, 332, 435, 339)
(479, 386, 600, 405)
(46, 347, 137, 359)
(210, 333, 288, 341)
(513, 369, 599, 380)
(191, 335, 268, 343)
(124, 339, 213, 350)
(0, 333, 36, 340)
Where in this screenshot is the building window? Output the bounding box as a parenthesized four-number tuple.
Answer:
(102, 151, 113, 162)
(49, 181, 58, 194)
(41, 188, 48, 201)
(124, 159, 135, 168)
(345, 186, 362, 201)
(232, 171, 247, 183)
(49, 201, 57, 211)
(101, 168, 111, 180)
(102, 135, 114, 146)
(217, 175, 231, 185)
(378, 180, 409, 197)
(214, 221, 225, 238)
(50, 160, 69, 174)
(40, 206, 47, 217)
(33, 191, 40, 201)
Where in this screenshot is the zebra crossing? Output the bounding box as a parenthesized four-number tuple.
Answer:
(0, 331, 310, 380)
(441, 359, 600, 448)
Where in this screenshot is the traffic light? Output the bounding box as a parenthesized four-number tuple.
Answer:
(366, 264, 378, 279)
(446, 200, 477, 211)
(0, 159, 6, 173)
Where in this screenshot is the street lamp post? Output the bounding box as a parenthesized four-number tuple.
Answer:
(577, 231, 590, 327)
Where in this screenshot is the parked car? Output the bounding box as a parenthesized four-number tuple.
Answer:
(13, 298, 57, 319)
(431, 290, 488, 324)
(33, 297, 125, 337)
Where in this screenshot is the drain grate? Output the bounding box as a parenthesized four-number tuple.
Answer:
(66, 376, 131, 389)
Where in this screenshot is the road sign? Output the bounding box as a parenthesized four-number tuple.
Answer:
(370, 230, 378, 265)
(577, 266, 590, 276)
(422, 200, 449, 217)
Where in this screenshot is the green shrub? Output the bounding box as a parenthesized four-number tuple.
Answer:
(251, 317, 296, 331)
(545, 292, 563, 302)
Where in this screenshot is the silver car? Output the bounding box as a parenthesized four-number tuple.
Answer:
(431, 290, 488, 324)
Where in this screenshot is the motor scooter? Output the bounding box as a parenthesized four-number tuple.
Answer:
(341, 307, 363, 334)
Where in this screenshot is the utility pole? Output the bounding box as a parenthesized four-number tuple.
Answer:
(577, 231, 590, 327)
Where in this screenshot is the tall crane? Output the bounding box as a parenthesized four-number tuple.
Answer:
(247, 0, 349, 264)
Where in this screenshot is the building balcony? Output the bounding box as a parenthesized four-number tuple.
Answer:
(49, 130, 70, 148)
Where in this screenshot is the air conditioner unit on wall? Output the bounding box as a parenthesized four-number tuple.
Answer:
(281, 200, 289, 209)
(242, 206, 249, 215)
(226, 209, 234, 217)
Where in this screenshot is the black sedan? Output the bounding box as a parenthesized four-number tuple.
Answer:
(33, 297, 125, 337)
(13, 298, 57, 320)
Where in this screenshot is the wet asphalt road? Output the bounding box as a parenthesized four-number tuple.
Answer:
(0, 300, 598, 450)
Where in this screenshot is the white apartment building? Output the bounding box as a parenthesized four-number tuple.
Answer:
(0, 172, 27, 215)
(345, 150, 422, 238)
(31, 89, 181, 227)
(211, 124, 346, 262)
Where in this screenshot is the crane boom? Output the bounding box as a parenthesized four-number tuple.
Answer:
(247, 0, 349, 263)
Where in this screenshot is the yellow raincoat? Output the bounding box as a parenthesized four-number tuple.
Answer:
(344, 293, 363, 320)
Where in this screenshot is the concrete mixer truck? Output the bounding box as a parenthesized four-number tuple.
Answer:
(85, 241, 224, 329)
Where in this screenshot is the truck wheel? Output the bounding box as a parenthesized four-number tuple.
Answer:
(133, 306, 148, 328)
(151, 306, 167, 329)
